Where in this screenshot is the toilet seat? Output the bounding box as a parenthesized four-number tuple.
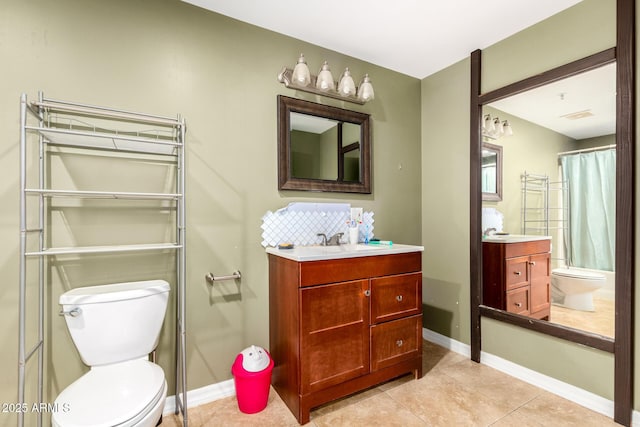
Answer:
(552, 267, 605, 281)
(52, 359, 165, 427)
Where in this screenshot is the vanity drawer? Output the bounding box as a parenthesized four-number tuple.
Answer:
(505, 256, 529, 290)
(370, 315, 422, 371)
(506, 287, 530, 315)
(370, 272, 422, 323)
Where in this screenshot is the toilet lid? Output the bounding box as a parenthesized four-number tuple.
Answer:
(552, 267, 605, 281)
(52, 359, 165, 427)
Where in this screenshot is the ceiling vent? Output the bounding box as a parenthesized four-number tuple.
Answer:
(560, 110, 594, 120)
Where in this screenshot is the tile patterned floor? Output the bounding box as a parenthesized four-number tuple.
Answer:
(550, 297, 615, 338)
(161, 340, 619, 426)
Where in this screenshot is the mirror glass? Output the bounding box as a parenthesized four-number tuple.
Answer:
(482, 62, 616, 338)
(278, 96, 371, 193)
(481, 142, 502, 201)
(290, 113, 362, 182)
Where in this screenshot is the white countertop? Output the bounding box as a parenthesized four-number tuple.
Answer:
(266, 243, 424, 262)
(482, 234, 552, 243)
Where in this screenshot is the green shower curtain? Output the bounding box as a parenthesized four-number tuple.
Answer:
(560, 149, 616, 271)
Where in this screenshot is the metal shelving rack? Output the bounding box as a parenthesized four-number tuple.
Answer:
(18, 93, 188, 426)
(520, 171, 570, 262)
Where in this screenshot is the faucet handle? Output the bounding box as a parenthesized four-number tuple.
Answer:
(327, 232, 344, 246)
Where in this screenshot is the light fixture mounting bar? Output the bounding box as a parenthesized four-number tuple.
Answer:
(277, 67, 366, 105)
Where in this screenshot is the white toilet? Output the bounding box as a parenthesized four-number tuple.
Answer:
(551, 267, 605, 312)
(52, 280, 170, 427)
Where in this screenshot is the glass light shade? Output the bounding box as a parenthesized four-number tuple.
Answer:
(503, 121, 513, 137)
(291, 54, 311, 87)
(316, 61, 335, 92)
(337, 68, 356, 97)
(357, 74, 375, 101)
(484, 114, 495, 133)
(494, 118, 504, 135)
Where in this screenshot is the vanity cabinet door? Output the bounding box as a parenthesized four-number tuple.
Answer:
(371, 315, 422, 371)
(300, 279, 370, 394)
(370, 272, 422, 323)
(529, 252, 551, 316)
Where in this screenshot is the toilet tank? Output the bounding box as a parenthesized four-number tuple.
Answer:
(59, 280, 170, 367)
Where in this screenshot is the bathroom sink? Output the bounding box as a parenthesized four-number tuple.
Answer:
(355, 244, 388, 251)
(266, 243, 424, 262)
(483, 234, 551, 243)
(297, 244, 386, 254)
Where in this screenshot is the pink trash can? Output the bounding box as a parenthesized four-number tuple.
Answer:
(231, 345, 274, 414)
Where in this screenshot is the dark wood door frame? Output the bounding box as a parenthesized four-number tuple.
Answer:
(469, 0, 635, 424)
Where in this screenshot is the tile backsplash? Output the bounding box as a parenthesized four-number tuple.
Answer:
(261, 203, 374, 247)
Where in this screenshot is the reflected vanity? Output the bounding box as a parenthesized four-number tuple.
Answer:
(277, 95, 371, 193)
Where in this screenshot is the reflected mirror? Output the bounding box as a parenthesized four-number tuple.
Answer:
(480, 61, 616, 338)
(481, 142, 502, 201)
(278, 95, 371, 193)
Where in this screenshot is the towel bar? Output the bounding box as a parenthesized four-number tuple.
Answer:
(205, 270, 241, 284)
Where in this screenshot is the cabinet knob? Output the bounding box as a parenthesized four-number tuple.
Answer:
(396, 339, 404, 347)
(529, 261, 536, 266)
(396, 295, 403, 302)
(364, 289, 371, 297)
(514, 271, 522, 276)
(515, 302, 522, 307)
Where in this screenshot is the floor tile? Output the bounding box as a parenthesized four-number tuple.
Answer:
(161, 340, 617, 427)
(507, 391, 619, 427)
(385, 370, 513, 426)
(442, 359, 541, 410)
(312, 393, 426, 427)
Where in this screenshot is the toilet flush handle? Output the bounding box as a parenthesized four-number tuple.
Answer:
(59, 307, 82, 317)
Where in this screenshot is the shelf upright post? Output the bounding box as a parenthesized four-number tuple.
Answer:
(18, 93, 27, 427)
(175, 115, 188, 426)
(36, 92, 46, 427)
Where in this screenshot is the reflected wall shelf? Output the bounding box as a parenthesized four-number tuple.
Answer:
(18, 93, 188, 427)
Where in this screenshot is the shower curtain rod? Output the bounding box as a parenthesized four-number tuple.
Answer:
(557, 144, 616, 156)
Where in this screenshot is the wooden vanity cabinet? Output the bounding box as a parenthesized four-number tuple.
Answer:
(483, 239, 551, 320)
(268, 252, 423, 424)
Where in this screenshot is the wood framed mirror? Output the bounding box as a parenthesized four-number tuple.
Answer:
(277, 95, 371, 193)
(469, 0, 634, 424)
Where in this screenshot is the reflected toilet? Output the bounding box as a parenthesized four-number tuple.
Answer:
(551, 268, 605, 312)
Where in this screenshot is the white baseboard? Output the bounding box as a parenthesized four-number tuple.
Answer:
(162, 330, 638, 425)
(163, 378, 235, 415)
(422, 328, 471, 357)
(422, 328, 640, 425)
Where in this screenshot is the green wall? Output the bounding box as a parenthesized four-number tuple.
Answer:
(482, 106, 574, 241)
(0, 1, 421, 425)
(2, 0, 638, 424)
(421, 0, 624, 403)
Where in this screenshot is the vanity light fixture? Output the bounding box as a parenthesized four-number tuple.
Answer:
(277, 54, 375, 104)
(337, 68, 356, 97)
(291, 54, 311, 87)
(316, 61, 335, 91)
(357, 74, 375, 102)
(482, 114, 513, 139)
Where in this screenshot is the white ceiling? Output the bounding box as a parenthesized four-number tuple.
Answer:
(489, 63, 616, 140)
(182, 0, 582, 79)
(182, 0, 614, 140)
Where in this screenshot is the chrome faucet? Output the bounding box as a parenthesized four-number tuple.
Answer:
(483, 227, 496, 237)
(317, 232, 344, 246)
(327, 232, 344, 246)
